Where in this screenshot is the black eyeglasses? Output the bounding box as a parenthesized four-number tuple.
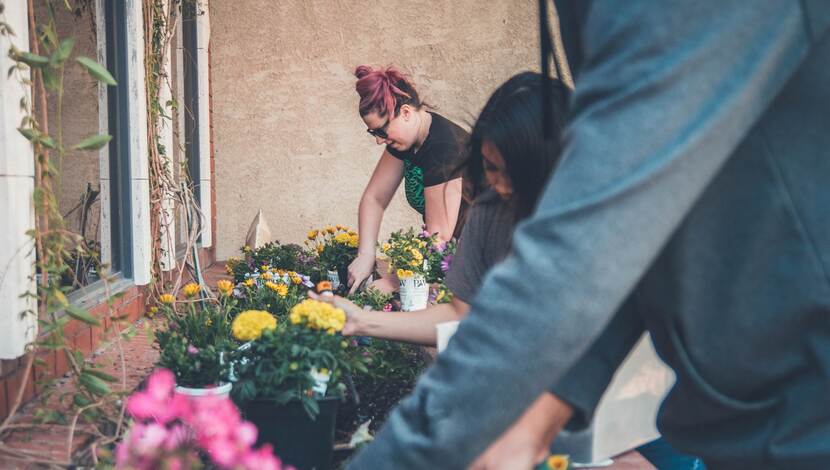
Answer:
(366, 118, 390, 139)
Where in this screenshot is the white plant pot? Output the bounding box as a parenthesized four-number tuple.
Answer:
(399, 274, 428, 312)
(174, 382, 232, 400)
(326, 270, 341, 290)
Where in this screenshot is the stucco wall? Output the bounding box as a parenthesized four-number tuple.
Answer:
(210, 0, 540, 260)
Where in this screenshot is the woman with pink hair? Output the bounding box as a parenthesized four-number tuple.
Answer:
(347, 65, 469, 294)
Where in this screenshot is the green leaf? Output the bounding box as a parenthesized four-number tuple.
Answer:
(66, 304, 101, 326)
(17, 127, 38, 141)
(84, 368, 118, 383)
(79, 372, 111, 396)
(52, 37, 75, 64)
(73, 134, 112, 151)
(39, 135, 57, 149)
(73, 394, 92, 407)
(42, 67, 60, 91)
(15, 52, 49, 68)
(76, 56, 116, 86)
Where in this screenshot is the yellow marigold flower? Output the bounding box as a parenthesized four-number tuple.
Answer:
(325, 226, 336, 234)
(288, 299, 346, 332)
(232, 310, 277, 341)
(348, 234, 359, 248)
(397, 269, 414, 279)
(335, 224, 345, 231)
(261, 265, 270, 272)
(159, 293, 176, 304)
(182, 283, 201, 298)
(243, 279, 255, 287)
(290, 275, 303, 285)
(410, 248, 423, 261)
(226, 265, 234, 275)
(348, 230, 357, 236)
(307, 229, 319, 240)
(216, 279, 233, 296)
(334, 233, 357, 247)
(547, 455, 569, 470)
(261, 271, 273, 281)
(316, 245, 324, 254)
(382, 243, 391, 252)
(242, 245, 252, 253)
(266, 282, 288, 297)
(147, 306, 159, 317)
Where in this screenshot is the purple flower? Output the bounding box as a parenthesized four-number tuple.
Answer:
(440, 254, 453, 273)
(187, 345, 199, 355)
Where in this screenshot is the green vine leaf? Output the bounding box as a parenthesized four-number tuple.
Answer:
(17, 127, 38, 141)
(52, 37, 75, 65)
(66, 304, 101, 326)
(40, 135, 57, 149)
(79, 372, 111, 396)
(15, 51, 49, 68)
(42, 67, 60, 91)
(73, 134, 112, 151)
(76, 56, 116, 86)
(84, 369, 118, 383)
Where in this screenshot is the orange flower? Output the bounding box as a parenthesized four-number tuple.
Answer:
(547, 455, 569, 470)
(316, 281, 333, 293)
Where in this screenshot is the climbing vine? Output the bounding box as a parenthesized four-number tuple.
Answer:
(0, 0, 207, 465)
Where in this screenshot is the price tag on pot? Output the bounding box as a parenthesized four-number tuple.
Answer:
(310, 367, 331, 398)
(326, 270, 341, 291)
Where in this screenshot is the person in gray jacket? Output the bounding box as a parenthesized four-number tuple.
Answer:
(347, 0, 830, 469)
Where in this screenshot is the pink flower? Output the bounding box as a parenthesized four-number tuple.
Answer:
(163, 423, 193, 451)
(147, 368, 176, 400)
(242, 444, 287, 470)
(206, 436, 240, 467)
(119, 369, 289, 470)
(132, 422, 169, 456)
(187, 344, 200, 355)
(235, 421, 258, 447)
(383, 303, 393, 312)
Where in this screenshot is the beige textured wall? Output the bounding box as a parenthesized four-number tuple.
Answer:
(210, 0, 539, 260)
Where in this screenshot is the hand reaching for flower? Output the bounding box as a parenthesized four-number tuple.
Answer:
(348, 252, 376, 295)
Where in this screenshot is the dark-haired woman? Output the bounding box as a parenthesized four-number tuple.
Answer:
(347, 65, 469, 294)
(319, 71, 702, 470)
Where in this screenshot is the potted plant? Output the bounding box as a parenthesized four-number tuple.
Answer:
(381, 228, 455, 312)
(155, 281, 235, 400)
(230, 299, 366, 470)
(234, 268, 313, 317)
(305, 225, 359, 293)
(228, 241, 320, 284)
(117, 368, 287, 470)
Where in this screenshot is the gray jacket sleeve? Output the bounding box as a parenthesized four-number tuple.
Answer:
(549, 296, 645, 430)
(349, 2, 810, 468)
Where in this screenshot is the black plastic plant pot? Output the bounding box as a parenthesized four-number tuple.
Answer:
(243, 397, 340, 470)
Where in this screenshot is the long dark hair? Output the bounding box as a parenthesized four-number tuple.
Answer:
(462, 72, 569, 222)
